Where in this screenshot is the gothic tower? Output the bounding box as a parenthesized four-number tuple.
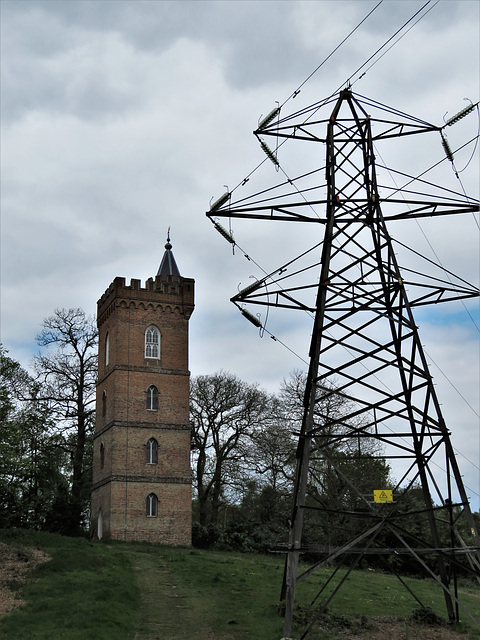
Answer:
(91, 234, 194, 545)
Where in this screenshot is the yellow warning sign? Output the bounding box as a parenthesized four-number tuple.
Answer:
(374, 490, 393, 503)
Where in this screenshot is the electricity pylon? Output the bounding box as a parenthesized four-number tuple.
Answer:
(207, 88, 480, 638)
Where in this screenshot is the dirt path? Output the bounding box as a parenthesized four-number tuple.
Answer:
(127, 548, 480, 640)
(129, 550, 234, 640)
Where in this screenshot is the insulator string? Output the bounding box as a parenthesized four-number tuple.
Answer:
(441, 132, 455, 163)
(240, 307, 262, 328)
(443, 102, 478, 128)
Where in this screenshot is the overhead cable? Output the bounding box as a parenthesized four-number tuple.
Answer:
(281, 0, 384, 109)
(348, 0, 440, 87)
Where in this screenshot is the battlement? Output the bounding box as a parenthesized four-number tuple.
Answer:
(99, 274, 194, 299)
(96, 275, 195, 329)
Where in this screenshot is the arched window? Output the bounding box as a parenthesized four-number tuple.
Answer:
(146, 493, 158, 517)
(145, 326, 160, 359)
(100, 442, 105, 469)
(105, 332, 110, 366)
(146, 385, 158, 411)
(102, 390, 107, 417)
(146, 437, 158, 464)
(97, 508, 103, 540)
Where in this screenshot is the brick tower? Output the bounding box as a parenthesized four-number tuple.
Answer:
(91, 233, 194, 545)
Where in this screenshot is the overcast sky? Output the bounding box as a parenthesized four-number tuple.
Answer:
(1, 0, 479, 506)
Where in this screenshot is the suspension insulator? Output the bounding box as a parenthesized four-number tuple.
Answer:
(210, 191, 231, 211)
(445, 103, 476, 127)
(441, 134, 454, 163)
(214, 222, 235, 244)
(258, 106, 281, 130)
(237, 279, 264, 297)
(241, 308, 262, 328)
(260, 140, 279, 167)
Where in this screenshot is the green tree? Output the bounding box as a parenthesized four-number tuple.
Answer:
(0, 346, 29, 526)
(0, 346, 64, 529)
(34, 308, 98, 535)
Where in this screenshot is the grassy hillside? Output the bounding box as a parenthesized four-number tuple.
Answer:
(0, 529, 138, 640)
(1, 529, 479, 639)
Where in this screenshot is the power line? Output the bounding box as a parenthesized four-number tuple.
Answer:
(281, 1, 384, 109)
(301, 0, 440, 126)
(349, 0, 440, 87)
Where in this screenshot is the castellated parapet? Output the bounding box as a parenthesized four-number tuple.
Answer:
(97, 275, 194, 327)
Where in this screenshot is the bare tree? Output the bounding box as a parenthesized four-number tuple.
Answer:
(34, 308, 97, 534)
(248, 395, 296, 493)
(190, 371, 268, 527)
(279, 370, 389, 548)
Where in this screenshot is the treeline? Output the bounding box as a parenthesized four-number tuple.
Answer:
(5, 307, 473, 575)
(0, 308, 389, 548)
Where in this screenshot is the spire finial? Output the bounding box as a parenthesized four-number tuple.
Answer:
(158, 226, 180, 280)
(165, 226, 172, 250)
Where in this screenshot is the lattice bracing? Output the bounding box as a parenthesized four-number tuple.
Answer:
(207, 88, 480, 638)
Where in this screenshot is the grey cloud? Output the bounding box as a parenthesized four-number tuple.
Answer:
(4, 0, 474, 127)
(1, 0, 478, 508)
(1, 0, 318, 123)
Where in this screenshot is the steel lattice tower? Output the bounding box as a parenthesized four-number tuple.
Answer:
(207, 88, 480, 638)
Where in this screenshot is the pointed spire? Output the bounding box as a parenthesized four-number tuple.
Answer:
(157, 227, 181, 281)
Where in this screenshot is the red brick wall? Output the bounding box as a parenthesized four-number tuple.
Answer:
(91, 273, 194, 546)
(108, 481, 192, 545)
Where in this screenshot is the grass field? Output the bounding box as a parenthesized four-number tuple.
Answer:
(1, 528, 480, 639)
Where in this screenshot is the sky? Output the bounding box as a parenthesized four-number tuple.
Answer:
(1, 0, 479, 505)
